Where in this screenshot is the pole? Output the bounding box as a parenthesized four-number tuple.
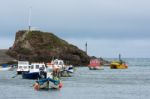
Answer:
(28, 7, 32, 31)
(85, 42, 87, 54)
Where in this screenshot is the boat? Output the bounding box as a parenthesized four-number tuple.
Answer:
(17, 61, 30, 74)
(110, 61, 128, 69)
(88, 58, 103, 70)
(22, 62, 46, 79)
(110, 54, 128, 69)
(47, 59, 73, 77)
(61, 66, 75, 77)
(65, 65, 74, 73)
(50, 59, 65, 70)
(22, 72, 40, 79)
(0, 66, 11, 71)
(33, 66, 62, 90)
(61, 65, 74, 77)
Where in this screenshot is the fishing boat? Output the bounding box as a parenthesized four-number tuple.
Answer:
(110, 54, 128, 69)
(17, 61, 30, 74)
(88, 58, 103, 70)
(22, 62, 46, 79)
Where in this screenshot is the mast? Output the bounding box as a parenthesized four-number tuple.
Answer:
(119, 53, 122, 63)
(85, 42, 87, 54)
(119, 53, 121, 60)
(28, 7, 32, 31)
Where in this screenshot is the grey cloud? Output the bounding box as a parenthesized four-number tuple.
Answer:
(0, 0, 150, 57)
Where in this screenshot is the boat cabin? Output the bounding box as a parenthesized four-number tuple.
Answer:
(88, 59, 102, 67)
(29, 63, 46, 73)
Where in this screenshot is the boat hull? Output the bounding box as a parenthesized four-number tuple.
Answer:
(89, 66, 104, 70)
(61, 70, 72, 77)
(33, 78, 62, 90)
(22, 72, 39, 79)
(0, 67, 11, 71)
(17, 71, 23, 75)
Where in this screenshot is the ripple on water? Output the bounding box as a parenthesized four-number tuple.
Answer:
(0, 63, 150, 99)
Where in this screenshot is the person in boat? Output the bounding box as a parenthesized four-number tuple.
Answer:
(52, 68, 61, 79)
(38, 67, 46, 79)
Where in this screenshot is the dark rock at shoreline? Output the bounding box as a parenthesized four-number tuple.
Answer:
(7, 30, 90, 66)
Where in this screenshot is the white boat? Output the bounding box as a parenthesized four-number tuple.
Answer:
(17, 61, 30, 74)
(47, 59, 65, 76)
(0, 66, 11, 71)
(47, 59, 74, 77)
(50, 59, 65, 70)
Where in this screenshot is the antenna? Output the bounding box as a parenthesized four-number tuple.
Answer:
(119, 53, 121, 61)
(28, 7, 32, 31)
(85, 42, 87, 54)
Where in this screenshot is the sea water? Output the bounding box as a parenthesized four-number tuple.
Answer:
(0, 58, 150, 99)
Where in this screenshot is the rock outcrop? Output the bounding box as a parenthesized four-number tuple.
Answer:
(7, 30, 90, 66)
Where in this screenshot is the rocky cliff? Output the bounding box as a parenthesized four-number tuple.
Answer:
(7, 30, 90, 66)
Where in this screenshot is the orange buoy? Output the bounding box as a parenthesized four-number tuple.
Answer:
(33, 82, 40, 90)
(59, 83, 63, 89)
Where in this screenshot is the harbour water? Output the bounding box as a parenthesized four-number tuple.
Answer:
(0, 58, 150, 99)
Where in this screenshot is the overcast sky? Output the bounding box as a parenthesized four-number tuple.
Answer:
(0, 0, 150, 58)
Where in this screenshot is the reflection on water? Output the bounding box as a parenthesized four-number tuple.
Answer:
(0, 58, 150, 99)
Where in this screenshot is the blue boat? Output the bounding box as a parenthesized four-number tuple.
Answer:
(22, 62, 46, 79)
(22, 72, 39, 79)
